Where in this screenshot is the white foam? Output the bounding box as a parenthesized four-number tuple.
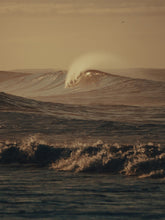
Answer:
(65, 53, 124, 88)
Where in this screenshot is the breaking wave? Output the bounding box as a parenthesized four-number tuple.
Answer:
(0, 65, 165, 105)
(65, 69, 109, 88)
(65, 53, 165, 88)
(65, 53, 122, 88)
(0, 138, 165, 179)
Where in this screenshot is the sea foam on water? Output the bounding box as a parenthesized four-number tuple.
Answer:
(0, 138, 165, 179)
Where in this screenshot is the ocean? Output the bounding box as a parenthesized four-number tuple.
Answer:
(0, 167, 165, 220)
(0, 68, 165, 219)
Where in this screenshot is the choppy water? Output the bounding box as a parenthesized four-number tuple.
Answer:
(0, 68, 165, 219)
(0, 167, 165, 220)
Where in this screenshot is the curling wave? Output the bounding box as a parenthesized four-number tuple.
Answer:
(65, 69, 109, 88)
(0, 68, 165, 106)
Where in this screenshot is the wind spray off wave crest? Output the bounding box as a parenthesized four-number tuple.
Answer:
(65, 53, 165, 88)
(65, 53, 123, 88)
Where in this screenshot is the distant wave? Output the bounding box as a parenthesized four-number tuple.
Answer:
(65, 53, 165, 86)
(65, 69, 109, 88)
(65, 67, 165, 88)
(0, 139, 165, 178)
(65, 52, 124, 87)
(0, 68, 165, 106)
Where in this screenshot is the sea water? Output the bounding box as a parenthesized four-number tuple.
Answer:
(0, 166, 165, 220)
(0, 68, 165, 219)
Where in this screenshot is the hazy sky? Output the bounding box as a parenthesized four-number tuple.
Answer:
(0, 0, 165, 70)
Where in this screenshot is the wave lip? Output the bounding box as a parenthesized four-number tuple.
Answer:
(65, 69, 109, 88)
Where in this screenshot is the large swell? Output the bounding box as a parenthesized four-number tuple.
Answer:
(0, 139, 165, 179)
(0, 68, 165, 106)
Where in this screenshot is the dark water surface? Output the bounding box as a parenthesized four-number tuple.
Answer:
(0, 166, 165, 220)
(0, 69, 165, 219)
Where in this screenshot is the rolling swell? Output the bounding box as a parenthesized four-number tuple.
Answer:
(0, 140, 165, 178)
(64, 68, 165, 105)
(0, 69, 165, 106)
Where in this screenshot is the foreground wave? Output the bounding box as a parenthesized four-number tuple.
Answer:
(0, 139, 165, 179)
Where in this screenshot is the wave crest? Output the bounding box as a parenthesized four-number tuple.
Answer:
(1, 138, 165, 178)
(51, 142, 165, 179)
(65, 53, 123, 88)
(65, 69, 109, 88)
